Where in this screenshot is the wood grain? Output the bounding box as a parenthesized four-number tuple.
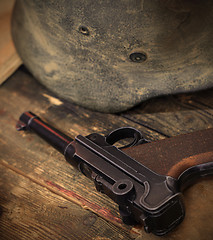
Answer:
(0, 0, 22, 85)
(120, 94, 213, 137)
(0, 68, 213, 239)
(0, 163, 133, 240)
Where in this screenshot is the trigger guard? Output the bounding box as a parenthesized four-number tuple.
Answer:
(105, 127, 148, 149)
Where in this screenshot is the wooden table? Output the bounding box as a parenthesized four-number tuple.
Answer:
(0, 67, 213, 239)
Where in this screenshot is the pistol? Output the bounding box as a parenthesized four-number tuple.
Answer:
(16, 112, 213, 236)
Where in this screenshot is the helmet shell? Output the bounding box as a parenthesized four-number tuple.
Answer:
(12, 0, 213, 112)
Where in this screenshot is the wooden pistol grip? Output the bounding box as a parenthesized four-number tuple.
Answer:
(167, 151, 213, 179)
(122, 128, 213, 179)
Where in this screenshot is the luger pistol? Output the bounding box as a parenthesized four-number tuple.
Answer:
(16, 112, 213, 236)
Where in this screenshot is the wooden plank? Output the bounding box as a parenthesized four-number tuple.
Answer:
(0, 162, 134, 240)
(175, 89, 213, 109)
(0, 68, 213, 239)
(0, 0, 22, 84)
(120, 93, 213, 137)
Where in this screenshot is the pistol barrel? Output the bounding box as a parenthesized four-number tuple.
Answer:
(17, 111, 73, 154)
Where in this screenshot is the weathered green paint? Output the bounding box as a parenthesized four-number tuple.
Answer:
(12, 0, 213, 112)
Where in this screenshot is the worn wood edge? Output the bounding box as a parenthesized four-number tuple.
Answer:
(0, 0, 22, 85)
(0, 49, 22, 84)
(0, 159, 141, 237)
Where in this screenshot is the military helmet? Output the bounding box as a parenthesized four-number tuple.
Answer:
(12, 0, 213, 112)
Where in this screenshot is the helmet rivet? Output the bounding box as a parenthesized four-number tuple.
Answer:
(79, 26, 90, 36)
(130, 52, 147, 63)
